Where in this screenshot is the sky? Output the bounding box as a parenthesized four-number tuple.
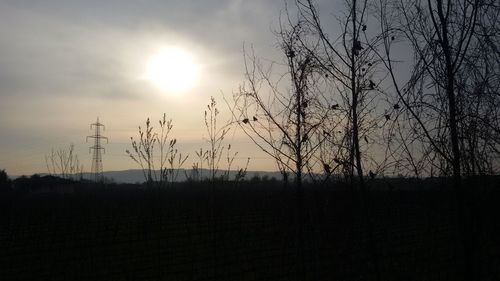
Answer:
(1, 0, 340, 175)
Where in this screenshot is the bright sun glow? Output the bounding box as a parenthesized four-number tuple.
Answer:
(145, 48, 199, 92)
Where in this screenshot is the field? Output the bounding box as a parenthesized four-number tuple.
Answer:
(1, 179, 499, 281)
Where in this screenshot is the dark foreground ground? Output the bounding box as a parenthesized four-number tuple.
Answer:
(0, 178, 499, 281)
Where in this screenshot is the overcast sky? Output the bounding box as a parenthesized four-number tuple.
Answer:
(0, 0, 341, 175)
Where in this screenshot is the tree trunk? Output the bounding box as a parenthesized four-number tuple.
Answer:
(295, 171, 305, 281)
(436, 1, 472, 278)
(350, 1, 381, 280)
(295, 65, 306, 281)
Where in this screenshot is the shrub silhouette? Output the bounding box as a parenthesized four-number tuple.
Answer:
(0, 169, 11, 192)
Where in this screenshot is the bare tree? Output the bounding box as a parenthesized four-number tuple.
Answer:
(232, 23, 330, 189)
(204, 96, 230, 182)
(189, 96, 247, 183)
(186, 148, 207, 182)
(380, 0, 482, 181)
(45, 143, 84, 180)
(290, 1, 397, 280)
(293, 0, 393, 185)
(126, 114, 187, 187)
(157, 113, 189, 187)
(375, 0, 500, 279)
(231, 18, 334, 281)
(455, 0, 500, 175)
(127, 117, 156, 185)
(376, 0, 499, 177)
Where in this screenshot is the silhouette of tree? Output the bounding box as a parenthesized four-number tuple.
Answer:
(189, 96, 249, 183)
(288, 1, 395, 280)
(203, 96, 232, 182)
(0, 169, 11, 191)
(231, 16, 339, 281)
(232, 23, 330, 189)
(293, 0, 392, 186)
(45, 143, 83, 180)
(126, 114, 188, 187)
(375, 0, 499, 279)
(127, 117, 156, 185)
(455, 0, 500, 175)
(157, 113, 188, 187)
(378, 0, 494, 179)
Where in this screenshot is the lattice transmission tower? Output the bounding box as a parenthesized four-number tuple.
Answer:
(86, 117, 108, 182)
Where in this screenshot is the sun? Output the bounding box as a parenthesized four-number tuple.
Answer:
(145, 48, 200, 92)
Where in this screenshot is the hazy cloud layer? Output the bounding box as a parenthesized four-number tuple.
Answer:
(0, 0, 331, 175)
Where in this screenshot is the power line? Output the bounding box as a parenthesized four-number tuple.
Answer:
(86, 117, 108, 182)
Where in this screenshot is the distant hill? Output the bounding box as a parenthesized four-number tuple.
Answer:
(79, 169, 284, 184)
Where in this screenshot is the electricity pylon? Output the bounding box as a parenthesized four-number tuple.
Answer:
(87, 117, 108, 182)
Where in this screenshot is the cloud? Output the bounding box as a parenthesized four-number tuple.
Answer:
(0, 0, 295, 174)
(0, 0, 284, 98)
